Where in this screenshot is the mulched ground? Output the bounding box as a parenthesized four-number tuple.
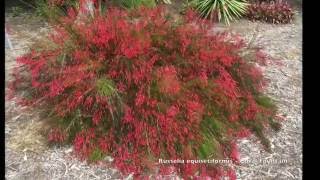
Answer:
(222, 14, 302, 179)
(5, 9, 302, 180)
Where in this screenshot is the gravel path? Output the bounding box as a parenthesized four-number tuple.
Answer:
(221, 13, 303, 180)
(5, 11, 302, 180)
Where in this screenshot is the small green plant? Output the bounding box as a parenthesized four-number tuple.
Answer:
(118, 0, 156, 9)
(190, 0, 249, 25)
(96, 78, 116, 97)
(11, 6, 24, 17)
(34, 0, 78, 23)
(89, 148, 105, 162)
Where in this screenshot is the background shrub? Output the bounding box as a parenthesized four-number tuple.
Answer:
(245, 0, 295, 24)
(9, 7, 280, 178)
(34, 0, 79, 22)
(33, 0, 173, 23)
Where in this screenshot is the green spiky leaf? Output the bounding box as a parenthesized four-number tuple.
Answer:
(96, 78, 116, 97)
(191, 0, 249, 25)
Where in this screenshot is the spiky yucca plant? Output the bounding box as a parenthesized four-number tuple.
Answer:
(192, 0, 249, 25)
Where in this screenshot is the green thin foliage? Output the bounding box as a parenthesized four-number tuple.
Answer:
(190, 0, 249, 25)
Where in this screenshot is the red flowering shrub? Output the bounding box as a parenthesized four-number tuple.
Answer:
(245, 0, 295, 24)
(8, 7, 280, 178)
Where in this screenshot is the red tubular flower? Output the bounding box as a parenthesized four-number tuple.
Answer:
(226, 169, 237, 180)
(122, 42, 142, 59)
(199, 71, 208, 87)
(230, 142, 240, 163)
(123, 106, 134, 123)
(49, 80, 64, 98)
(236, 128, 252, 139)
(243, 93, 260, 121)
(48, 128, 66, 143)
(92, 110, 103, 125)
(98, 136, 111, 153)
(166, 105, 179, 118)
(156, 66, 180, 95)
(185, 94, 204, 123)
(135, 89, 146, 107)
(74, 128, 96, 159)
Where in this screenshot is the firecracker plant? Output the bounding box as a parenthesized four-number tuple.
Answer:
(8, 6, 281, 179)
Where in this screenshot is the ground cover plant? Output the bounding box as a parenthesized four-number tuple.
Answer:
(245, 0, 295, 24)
(8, 6, 281, 179)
